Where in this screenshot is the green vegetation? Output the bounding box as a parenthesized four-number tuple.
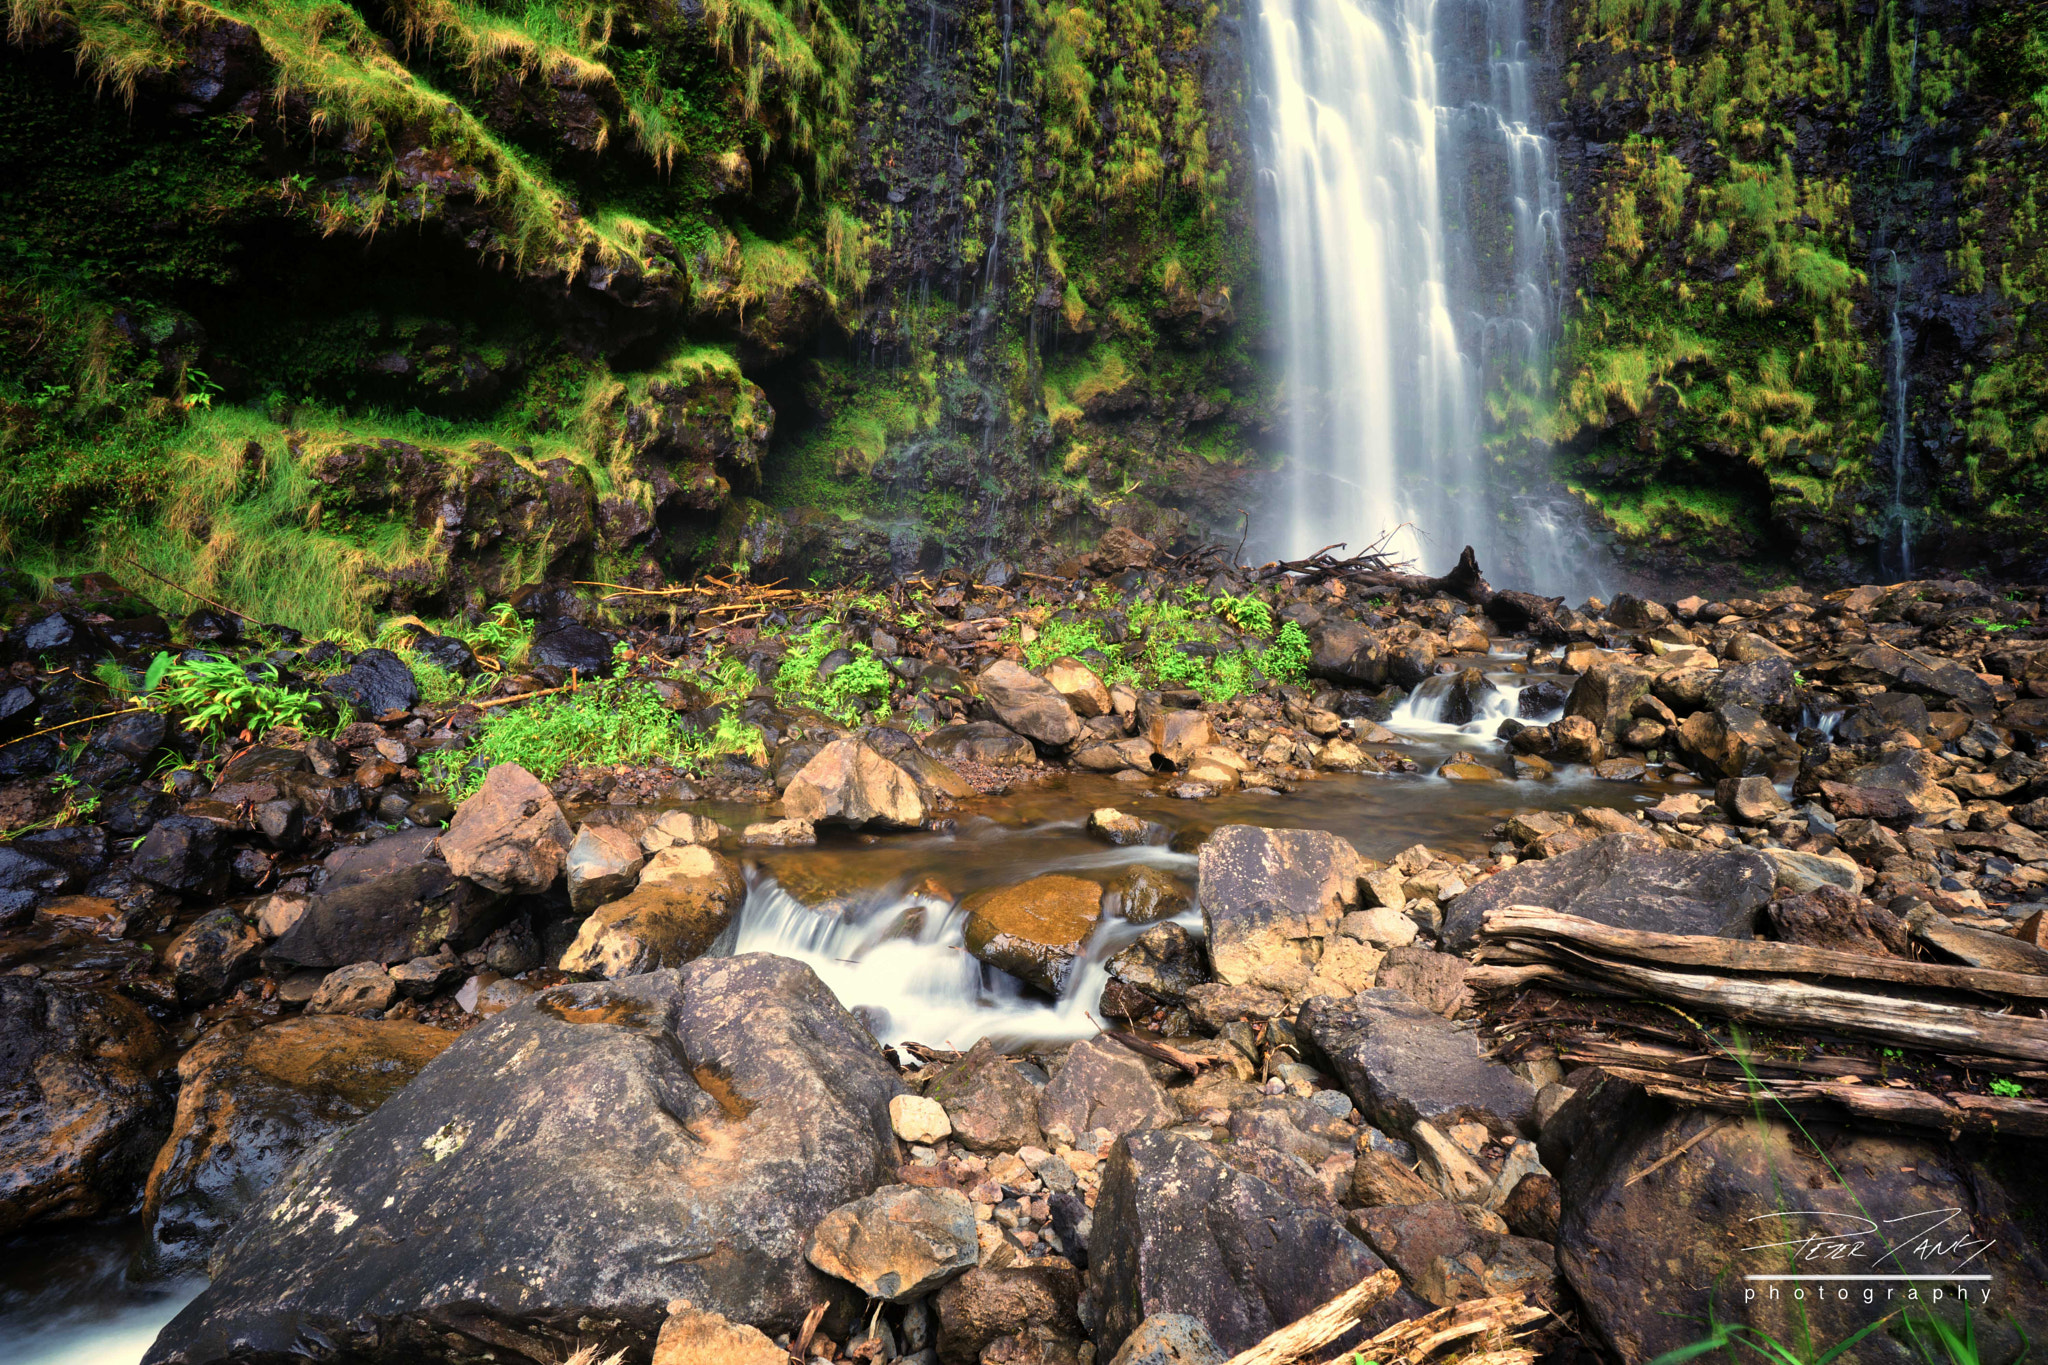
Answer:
(142, 651, 327, 741)
(772, 619, 891, 724)
(1016, 586, 1309, 704)
(1988, 1076, 2026, 1098)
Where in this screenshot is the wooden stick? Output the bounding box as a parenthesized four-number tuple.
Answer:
(1624, 1116, 1732, 1187)
(473, 679, 580, 710)
(0, 706, 151, 750)
(1221, 1269, 1400, 1365)
(116, 553, 257, 623)
(1479, 906, 2048, 1001)
(1097, 1023, 1216, 1077)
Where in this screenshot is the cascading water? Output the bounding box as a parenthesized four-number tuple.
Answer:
(1254, 0, 1590, 593)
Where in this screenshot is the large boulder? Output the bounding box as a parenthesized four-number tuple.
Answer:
(1673, 703, 1788, 779)
(2, 978, 171, 1237)
(557, 845, 746, 977)
(781, 740, 927, 828)
(1438, 833, 1776, 952)
(566, 823, 647, 913)
(805, 1184, 978, 1302)
(1197, 826, 1364, 991)
(438, 763, 573, 894)
(1308, 620, 1388, 686)
(961, 875, 1102, 994)
(1088, 1130, 1417, 1358)
(142, 1016, 455, 1265)
(267, 829, 506, 969)
(1300, 989, 1535, 1136)
(1042, 658, 1113, 717)
(162, 908, 264, 1004)
(975, 660, 1083, 748)
(1546, 1075, 2048, 1363)
(1563, 664, 1654, 744)
(324, 647, 420, 717)
(145, 956, 905, 1365)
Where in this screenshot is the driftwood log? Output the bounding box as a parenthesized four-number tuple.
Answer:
(1318, 1293, 1548, 1365)
(1220, 1269, 1400, 1365)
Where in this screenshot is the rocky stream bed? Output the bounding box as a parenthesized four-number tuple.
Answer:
(5, 538, 2048, 1365)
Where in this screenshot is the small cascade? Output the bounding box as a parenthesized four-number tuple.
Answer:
(726, 857, 1195, 1049)
(1885, 298, 1914, 577)
(1387, 668, 1546, 737)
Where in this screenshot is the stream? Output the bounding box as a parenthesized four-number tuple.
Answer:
(0, 663, 1670, 1363)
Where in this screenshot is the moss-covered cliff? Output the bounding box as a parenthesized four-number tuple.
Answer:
(2, 0, 1266, 631)
(1545, 0, 2048, 581)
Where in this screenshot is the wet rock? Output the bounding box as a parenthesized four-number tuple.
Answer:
(306, 962, 400, 1016)
(925, 721, 1039, 767)
(558, 845, 746, 977)
(530, 620, 616, 678)
(1499, 1171, 1561, 1242)
(935, 1265, 1084, 1365)
(324, 647, 420, 718)
(1717, 774, 1789, 824)
(1198, 825, 1364, 990)
(742, 818, 817, 845)
(1300, 989, 1535, 1136)
(1182, 982, 1288, 1030)
(807, 1184, 978, 1302)
(1552, 1091, 2047, 1364)
(1043, 658, 1113, 717)
(641, 810, 726, 851)
(0, 845, 69, 926)
(131, 815, 229, 895)
(1106, 1314, 1224, 1365)
(1105, 923, 1207, 1004)
(782, 739, 927, 828)
(269, 831, 505, 969)
(1308, 620, 1388, 686)
(1088, 807, 1168, 846)
(1, 978, 171, 1237)
(1837, 691, 1930, 745)
(1089, 1130, 1413, 1358)
(962, 875, 1103, 994)
(163, 908, 264, 1004)
(146, 956, 905, 1365)
(1075, 737, 1164, 772)
(1562, 663, 1654, 744)
(651, 1302, 785, 1365)
(1102, 865, 1193, 923)
(1674, 703, 1787, 779)
(142, 1016, 452, 1264)
(1439, 833, 1775, 952)
(567, 822, 647, 912)
(1039, 1036, 1175, 1142)
(439, 762, 573, 894)
(926, 1039, 1043, 1152)
(977, 660, 1084, 747)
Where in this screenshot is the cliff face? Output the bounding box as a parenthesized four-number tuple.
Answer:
(1, 0, 1269, 629)
(1543, 0, 2048, 582)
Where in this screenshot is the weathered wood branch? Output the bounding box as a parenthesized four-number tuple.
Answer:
(1320, 1293, 1547, 1365)
(1220, 1269, 1400, 1365)
(1588, 1063, 2048, 1137)
(1478, 906, 2048, 1001)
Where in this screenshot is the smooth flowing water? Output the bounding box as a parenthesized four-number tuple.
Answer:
(1254, 0, 1584, 592)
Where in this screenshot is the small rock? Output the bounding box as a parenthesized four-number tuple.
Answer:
(306, 962, 399, 1016)
(807, 1184, 979, 1301)
(566, 823, 646, 913)
(742, 818, 816, 846)
(652, 1302, 787, 1365)
(891, 1094, 953, 1144)
(1088, 808, 1167, 847)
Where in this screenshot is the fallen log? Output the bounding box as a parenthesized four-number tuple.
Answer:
(1221, 1269, 1400, 1365)
(1466, 952, 2048, 1063)
(1479, 906, 2048, 1001)
(1319, 1293, 1547, 1365)
(1588, 1063, 2048, 1137)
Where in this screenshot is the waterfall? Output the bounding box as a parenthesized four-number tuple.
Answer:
(1886, 302, 1913, 577)
(1254, 0, 1583, 592)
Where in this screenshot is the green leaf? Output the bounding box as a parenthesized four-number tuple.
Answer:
(143, 651, 173, 693)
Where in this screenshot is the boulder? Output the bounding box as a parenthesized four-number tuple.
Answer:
(1043, 658, 1113, 718)
(977, 660, 1083, 747)
(1768, 886, 1909, 957)
(1308, 620, 1388, 686)
(925, 1039, 1043, 1152)
(145, 956, 905, 1365)
(269, 831, 506, 969)
(130, 814, 228, 895)
(924, 721, 1039, 766)
(439, 763, 573, 895)
(1107, 1314, 1225, 1365)
(2, 978, 170, 1237)
(305, 962, 400, 1016)
(641, 810, 726, 852)
(1839, 748, 1963, 823)
(1197, 826, 1364, 989)
(558, 845, 746, 977)
(162, 908, 264, 1004)
(1550, 1083, 2047, 1364)
(1102, 865, 1193, 923)
(1562, 664, 1655, 743)
(1438, 833, 1775, 952)
(652, 1304, 785, 1365)
(142, 1016, 453, 1264)
(1088, 1130, 1415, 1358)
(806, 1184, 978, 1302)
(1716, 775, 1789, 825)
(1038, 1036, 1175, 1142)
(1105, 923, 1207, 1004)
(1370, 945, 1472, 1018)
(567, 823, 647, 912)
(531, 621, 616, 678)
(1674, 703, 1787, 779)
(1299, 989, 1535, 1136)
(781, 740, 927, 828)
(961, 875, 1103, 994)
(1148, 710, 1215, 767)
(1353, 1200, 1557, 1308)
(324, 647, 420, 717)
(1761, 847, 1863, 895)
(1089, 808, 1169, 847)
(934, 1265, 1084, 1365)
(889, 1094, 952, 1144)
